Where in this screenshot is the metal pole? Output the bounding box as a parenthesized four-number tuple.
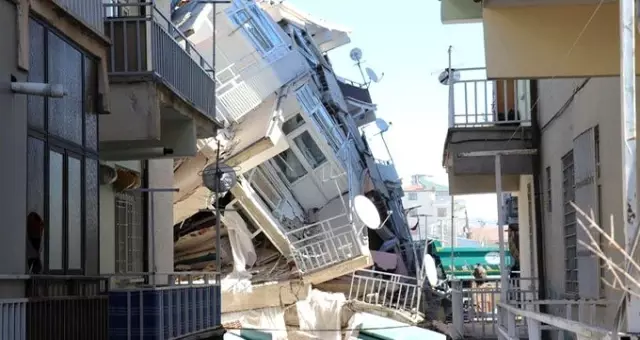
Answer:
(619, 0, 640, 332)
(380, 132, 395, 165)
(451, 195, 455, 267)
(215, 140, 221, 286)
(495, 154, 508, 301)
(447, 45, 454, 128)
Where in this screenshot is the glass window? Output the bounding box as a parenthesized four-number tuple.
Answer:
(67, 157, 82, 270)
(249, 166, 283, 209)
(437, 207, 448, 218)
(293, 28, 318, 66)
(48, 151, 64, 270)
(293, 131, 326, 169)
(232, 5, 282, 55)
(273, 149, 307, 183)
(408, 192, 418, 201)
(28, 20, 45, 129)
(282, 114, 305, 135)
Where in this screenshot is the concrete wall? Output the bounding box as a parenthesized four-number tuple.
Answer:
(0, 0, 27, 298)
(537, 77, 625, 326)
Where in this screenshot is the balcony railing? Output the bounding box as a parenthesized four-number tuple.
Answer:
(285, 213, 363, 274)
(0, 275, 109, 340)
(337, 77, 373, 104)
(104, 3, 218, 123)
(447, 67, 531, 128)
(349, 269, 422, 315)
(55, 0, 103, 34)
(108, 272, 221, 339)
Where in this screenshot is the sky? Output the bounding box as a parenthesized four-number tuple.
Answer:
(289, 0, 498, 223)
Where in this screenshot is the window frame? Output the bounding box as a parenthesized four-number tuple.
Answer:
(407, 192, 418, 201)
(562, 150, 578, 296)
(27, 16, 100, 275)
(229, 2, 284, 57)
(295, 85, 346, 153)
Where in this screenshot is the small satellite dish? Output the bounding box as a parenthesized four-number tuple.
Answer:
(353, 195, 381, 230)
(365, 67, 379, 83)
(375, 118, 390, 133)
(349, 48, 363, 62)
(424, 254, 439, 287)
(201, 162, 237, 193)
(438, 68, 461, 85)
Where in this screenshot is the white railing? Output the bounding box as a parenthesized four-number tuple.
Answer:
(497, 300, 616, 340)
(349, 269, 421, 315)
(284, 213, 362, 274)
(448, 67, 532, 128)
(0, 298, 27, 340)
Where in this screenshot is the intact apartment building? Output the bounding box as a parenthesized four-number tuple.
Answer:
(439, 0, 639, 338)
(402, 174, 467, 243)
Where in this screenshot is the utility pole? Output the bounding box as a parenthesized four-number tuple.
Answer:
(617, 0, 640, 332)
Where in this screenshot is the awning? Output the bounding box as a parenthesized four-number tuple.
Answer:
(346, 313, 446, 340)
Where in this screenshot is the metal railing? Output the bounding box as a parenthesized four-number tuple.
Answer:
(348, 269, 421, 315)
(497, 299, 615, 340)
(0, 275, 109, 340)
(284, 214, 363, 274)
(448, 67, 531, 128)
(104, 3, 218, 122)
(108, 272, 221, 339)
(55, 0, 103, 34)
(450, 277, 538, 339)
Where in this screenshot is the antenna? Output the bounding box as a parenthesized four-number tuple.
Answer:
(348, 47, 384, 88)
(375, 118, 390, 133)
(201, 161, 237, 193)
(423, 254, 439, 287)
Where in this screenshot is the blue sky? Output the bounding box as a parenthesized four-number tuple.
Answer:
(289, 0, 498, 223)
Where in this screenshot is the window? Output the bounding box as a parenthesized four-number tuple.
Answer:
(545, 166, 552, 212)
(231, 4, 283, 55)
(295, 85, 344, 152)
(293, 131, 326, 169)
(562, 150, 578, 296)
(26, 18, 100, 274)
(408, 192, 418, 201)
(293, 27, 319, 66)
(248, 166, 283, 210)
(273, 149, 307, 183)
(595, 126, 604, 297)
(437, 208, 447, 218)
(115, 190, 144, 273)
(282, 114, 305, 135)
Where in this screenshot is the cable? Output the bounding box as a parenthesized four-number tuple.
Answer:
(222, 324, 416, 332)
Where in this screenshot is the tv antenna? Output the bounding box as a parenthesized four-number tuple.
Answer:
(349, 47, 384, 89)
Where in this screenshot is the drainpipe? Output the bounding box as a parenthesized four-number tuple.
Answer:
(530, 80, 548, 309)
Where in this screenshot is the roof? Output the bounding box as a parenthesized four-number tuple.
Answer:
(403, 175, 448, 192)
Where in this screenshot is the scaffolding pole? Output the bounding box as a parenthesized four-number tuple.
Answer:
(618, 0, 640, 332)
(458, 149, 537, 303)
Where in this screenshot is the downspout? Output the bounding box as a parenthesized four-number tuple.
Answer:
(530, 80, 548, 306)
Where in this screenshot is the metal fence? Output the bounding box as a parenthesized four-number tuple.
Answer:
(108, 272, 221, 340)
(56, 0, 104, 34)
(448, 67, 531, 128)
(0, 275, 109, 340)
(450, 277, 538, 339)
(349, 269, 421, 315)
(104, 3, 218, 122)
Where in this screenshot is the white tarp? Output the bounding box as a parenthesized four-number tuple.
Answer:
(296, 289, 346, 340)
(220, 207, 257, 294)
(222, 307, 288, 340)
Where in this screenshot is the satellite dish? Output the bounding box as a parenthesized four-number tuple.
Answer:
(438, 68, 461, 85)
(424, 254, 439, 287)
(375, 118, 390, 133)
(349, 48, 363, 62)
(201, 162, 237, 193)
(353, 195, 381, 230)
(365, 67, 379, 83)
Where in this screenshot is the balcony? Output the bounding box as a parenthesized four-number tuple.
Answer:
(0, 275, 109, 340)
(50, 0, 104, 34)
(108, 272, 221, 339)
(101, 2, 220, 160)
(336, 78, 377, 127)
(442, 68, 535, 195)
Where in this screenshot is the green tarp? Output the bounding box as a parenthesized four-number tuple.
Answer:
(435, 246, 513, 279)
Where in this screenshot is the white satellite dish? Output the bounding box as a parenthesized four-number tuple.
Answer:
(365, 67, 379, 83)
(375, 118, 390, 133)
(350, 48, 363, 62)
(353, 195, 381, 230)
(424, 254, 439, 287)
